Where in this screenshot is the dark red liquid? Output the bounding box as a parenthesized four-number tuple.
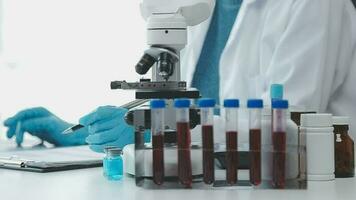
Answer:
(272, 131, 286, 188)
(152, 134, 164, 185)
(226, 131, 238, 185)
(202, 125, 214, 184)
(249, 129, 261, 185)
(177, 122, 192, 188)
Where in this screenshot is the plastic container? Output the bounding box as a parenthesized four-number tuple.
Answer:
(248, 99, 263, 186)
(333, 116, 355, 178)
(224, 99, 239, 185)
(271, 99, 289, 188)
(150, 99, 166, 185)
(198, 98, 216, 184)
(174, 98, 192, 188)
(289, 110, 316, 180)
(261, 108, 299, 181)
(103, 147, 123, 181)
(300, 114, 335, 181)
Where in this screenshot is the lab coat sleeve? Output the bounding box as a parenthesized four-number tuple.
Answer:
(261, 0, 352, 112)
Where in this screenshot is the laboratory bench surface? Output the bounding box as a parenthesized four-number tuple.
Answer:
(0, 140, 355, 200)
(1, 165, 356, 200)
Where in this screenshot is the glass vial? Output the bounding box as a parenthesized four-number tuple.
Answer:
(150, 99, 166, 185)
(247, 99, 263, 186)
(198, 98, 216, 184)
(271, 99, 288, 188)
(224, 99, 239, 185)
(103, 147, 123, 181)
(174, 99, 192, 188)
(333, 117, 355, 178)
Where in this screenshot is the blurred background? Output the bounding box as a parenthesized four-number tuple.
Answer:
(0, 0, 146, 127)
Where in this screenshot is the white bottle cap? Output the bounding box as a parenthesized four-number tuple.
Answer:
(300, 113, 333, 127)
(332, 116, 350, 125)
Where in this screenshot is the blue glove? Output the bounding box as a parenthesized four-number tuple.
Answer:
(3, 107, 88, 146)
(80, 106, 135, 153)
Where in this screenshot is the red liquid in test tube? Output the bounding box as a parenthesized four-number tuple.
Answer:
(226, 131, 238, 184)
(198, 98, 216, 185)
(248, 99, 263, 186)
(224, 99, 240, 185)
(250, 129, 262, 185)
(271, 100, 288, 189)
(152, 134, 164, 185)
(272, 131, 286, 188)
(202, 125, 214, 184)
(177, 122, 192, 188)
(150, 99, 166, 186)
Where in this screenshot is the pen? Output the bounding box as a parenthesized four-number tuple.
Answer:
(62, 124, 84, 134)
(62, 99, 149, 135)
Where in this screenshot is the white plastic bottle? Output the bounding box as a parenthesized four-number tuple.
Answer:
(300, 114, 335, 181)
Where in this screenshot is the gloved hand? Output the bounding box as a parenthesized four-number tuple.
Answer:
(3, 107, 88, 146)
(80, 106, 135, 153)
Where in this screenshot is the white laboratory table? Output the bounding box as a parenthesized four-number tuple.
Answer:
(0, 141, 355, 200)
(1, 168, 356, 200)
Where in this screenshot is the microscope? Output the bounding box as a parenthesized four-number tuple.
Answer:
(110, 0, 214, 184)
(111, 0, 213, 97)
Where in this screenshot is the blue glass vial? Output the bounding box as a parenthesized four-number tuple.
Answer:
(103, 147, 123, 181)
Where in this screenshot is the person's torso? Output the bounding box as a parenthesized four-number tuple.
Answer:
(183, 0, 298, 103)
(181, 0, 356, 138)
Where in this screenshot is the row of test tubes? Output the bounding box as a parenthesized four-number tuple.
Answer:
(150, 98, 289, 188)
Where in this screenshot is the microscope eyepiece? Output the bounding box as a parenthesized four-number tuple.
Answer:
(135, 54, 156, 75)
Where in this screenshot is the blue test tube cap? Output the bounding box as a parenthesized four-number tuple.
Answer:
(247, 99, 264, 108)
(150, 99, 166, 109)
(272, 99, 289, 109)
(174, 98, 191, 108)
(271, 84, 284, 99)
(197, 98, 216, 108)
(223, 99, 240, 108)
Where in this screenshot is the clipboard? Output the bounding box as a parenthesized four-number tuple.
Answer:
(0, 146, 103, 172)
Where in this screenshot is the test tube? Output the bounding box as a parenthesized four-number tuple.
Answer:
(150, 99, 166, 185)
(271, 99, 289, 188)
(174, 99, 192, 188)
(224, 99, 239, 185)
(247, 99, 263, 186)
(198, 98, 216, 184)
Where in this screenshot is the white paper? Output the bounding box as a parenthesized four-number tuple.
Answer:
(0, 146, 103, 163)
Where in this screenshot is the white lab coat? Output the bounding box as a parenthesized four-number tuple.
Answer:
(182, 0, 356, 143)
